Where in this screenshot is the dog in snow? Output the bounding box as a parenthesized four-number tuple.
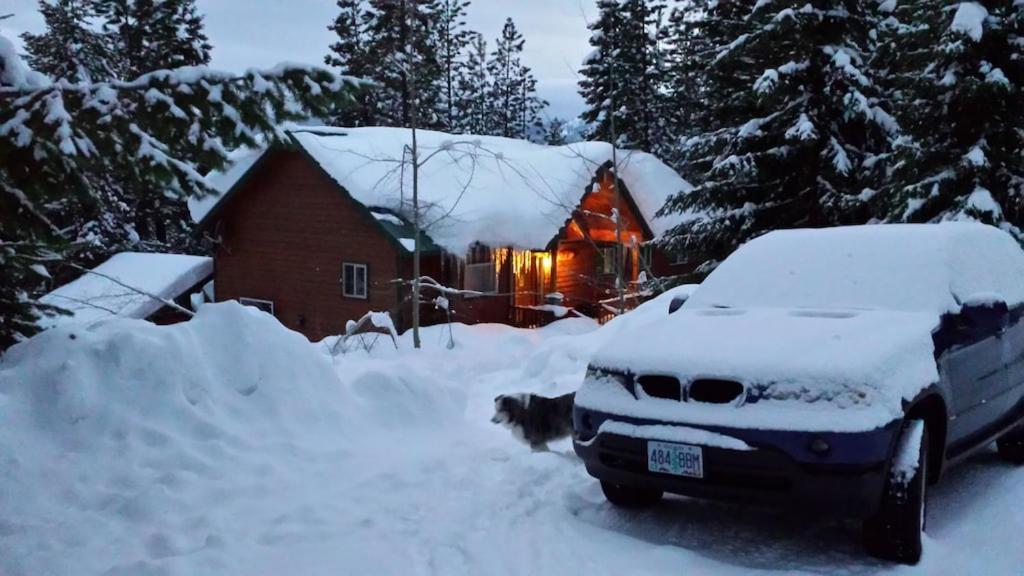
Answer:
(491, 392, 575, 451)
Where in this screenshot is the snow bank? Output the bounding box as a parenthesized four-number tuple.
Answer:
(0, 302, 465, 575)
(198, 126, 693, 254)
(39, 252, 212, 327)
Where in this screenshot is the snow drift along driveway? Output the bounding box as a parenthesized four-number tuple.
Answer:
(1, 298, 1022, 575)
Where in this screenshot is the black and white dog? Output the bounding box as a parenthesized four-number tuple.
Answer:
(491, 392, 575, 451)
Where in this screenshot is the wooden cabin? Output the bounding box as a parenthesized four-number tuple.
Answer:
(191, 127, 695, 341)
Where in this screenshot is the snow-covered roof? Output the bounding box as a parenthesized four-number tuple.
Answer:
(192, 127, 693, 254)
(686, 222, 1024, 314)
(188, 146, 263, 224)
(39, 252, 213, 327)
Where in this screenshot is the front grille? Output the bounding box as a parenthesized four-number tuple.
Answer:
(688, 379, 745, 404)
(637, 375, 681, 400)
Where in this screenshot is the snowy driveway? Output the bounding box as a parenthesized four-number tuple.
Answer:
(243, 320, 1024, 576)
(2, 304, 1022, 575)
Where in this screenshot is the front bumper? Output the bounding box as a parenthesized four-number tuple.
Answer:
(573, 407, 900, 518)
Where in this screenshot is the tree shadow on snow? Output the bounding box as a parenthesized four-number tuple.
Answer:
(564, 446, 1013, 574)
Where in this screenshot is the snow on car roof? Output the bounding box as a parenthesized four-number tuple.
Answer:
(192, 127, 693, 254)
(39, 252, 212, 327)
(686, 223, 1024, 314)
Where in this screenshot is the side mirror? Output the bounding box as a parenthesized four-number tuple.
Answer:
(668, 295, 688, 314)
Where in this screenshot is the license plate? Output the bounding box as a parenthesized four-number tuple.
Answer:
(647, 441, 704, 479)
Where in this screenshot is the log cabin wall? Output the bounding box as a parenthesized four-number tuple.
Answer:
(212, 151, 403, 341)
(553, 170, 648, 313)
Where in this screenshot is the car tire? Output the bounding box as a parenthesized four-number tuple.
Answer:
(600, 480, 663, 508)
(996, 425, 1024, 464)
(863, 419, 928, 565)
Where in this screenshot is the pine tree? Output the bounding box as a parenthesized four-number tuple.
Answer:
(544, 117, 568, 145)
(659, 0, 896, 261)
(487, 18, 524, 137)
(93, 0, 212, 79)
(661, 0, 714, 158)
(24, 0, 217, 265)
(160, 0, 212, 70)
(436, 0, 473, 131)
(487, 18, 544, 139)
(515, 61, 546, 140)
(578, 0, 667, 150)
(0, 29, 360, 350)
(80, 0, 214, 257)
(454, 32, 490, 134)
(360, 0, 444, 128)
(20, 0, 114, 82)
(874, 0, 1024, 240)
(325, 0, 373, 126)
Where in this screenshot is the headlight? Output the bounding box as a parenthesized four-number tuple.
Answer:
(584, 366, 636, 398)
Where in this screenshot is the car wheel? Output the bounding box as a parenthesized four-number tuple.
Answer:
(600, 480, 663, 508)
(863, 419, 928, 565)
(997, 425, 1024, 464)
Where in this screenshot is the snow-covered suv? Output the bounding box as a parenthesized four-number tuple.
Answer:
(573, 223, 1024, 564)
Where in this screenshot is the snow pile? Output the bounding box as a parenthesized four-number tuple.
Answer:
(0, 302, 465, 575)
(39, 252, 213, 327)
(195, 126, 694, 254)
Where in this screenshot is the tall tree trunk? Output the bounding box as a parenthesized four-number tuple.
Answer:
(408, 0, 422, 349)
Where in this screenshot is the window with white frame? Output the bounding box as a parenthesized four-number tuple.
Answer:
(464, 262, 497, 294)
(342, 262, 368, 299)
(239, 297, 274, 315)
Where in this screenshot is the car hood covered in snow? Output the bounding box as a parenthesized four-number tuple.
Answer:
(577, 307, 942, 432)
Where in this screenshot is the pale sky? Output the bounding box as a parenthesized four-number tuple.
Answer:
(2, 0, 598, 119)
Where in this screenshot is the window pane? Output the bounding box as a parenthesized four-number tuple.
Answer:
(356, 266, 366, 296)
(465, 262, 496, 293)
(343, 264, 354, 295)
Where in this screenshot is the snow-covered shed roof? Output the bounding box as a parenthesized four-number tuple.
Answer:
(190, 127, 693, 254)
(39, 252, 213, 328)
